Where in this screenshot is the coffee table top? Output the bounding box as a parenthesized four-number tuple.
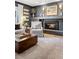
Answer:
(15, 34, 36, 42)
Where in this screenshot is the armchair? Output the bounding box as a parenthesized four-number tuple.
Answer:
(31, 21, 44, 37)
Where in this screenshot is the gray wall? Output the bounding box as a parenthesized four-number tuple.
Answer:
(15, 1, 63, 30)
(59, 20, 63, 30)
(35, 6, 45, 17)
(32, 2, 63, 31)
(33, 2, 63, 17)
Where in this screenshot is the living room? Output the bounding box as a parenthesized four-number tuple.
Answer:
(1, 0, 79, 59)
(15, 0, 63, 59)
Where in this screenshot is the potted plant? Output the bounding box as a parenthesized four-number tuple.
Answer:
(22, 20, 30, 34)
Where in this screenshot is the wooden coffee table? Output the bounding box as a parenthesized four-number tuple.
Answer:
(15, 35, 37, 53)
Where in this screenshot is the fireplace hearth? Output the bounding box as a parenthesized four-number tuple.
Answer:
(45, 21, 59, 30)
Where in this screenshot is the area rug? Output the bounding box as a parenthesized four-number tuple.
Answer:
(15, 37, 63, 59)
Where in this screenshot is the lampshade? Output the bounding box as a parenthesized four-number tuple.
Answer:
(31, 8, 36, 13)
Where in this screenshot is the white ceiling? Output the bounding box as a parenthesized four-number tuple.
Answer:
(15, 0, 62, 6)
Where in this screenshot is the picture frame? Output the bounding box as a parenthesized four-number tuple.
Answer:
(45, 5, 57, 16)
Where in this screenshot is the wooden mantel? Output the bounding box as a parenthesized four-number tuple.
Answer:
(32, 16, 63, 20)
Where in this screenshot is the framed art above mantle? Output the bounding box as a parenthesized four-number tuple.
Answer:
(45, 5, 58, 16)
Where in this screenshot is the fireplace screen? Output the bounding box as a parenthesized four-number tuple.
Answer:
(45, 21, 59, 30)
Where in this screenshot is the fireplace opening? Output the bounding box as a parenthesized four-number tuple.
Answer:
(45, 21, 59, 30)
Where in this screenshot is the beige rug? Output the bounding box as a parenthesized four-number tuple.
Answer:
(15, 37, 63, 59)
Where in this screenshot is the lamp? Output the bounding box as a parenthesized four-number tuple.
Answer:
(59, 3, 63, 16)
(31, 8, 36, 18)
(42, 7, 45, 17)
